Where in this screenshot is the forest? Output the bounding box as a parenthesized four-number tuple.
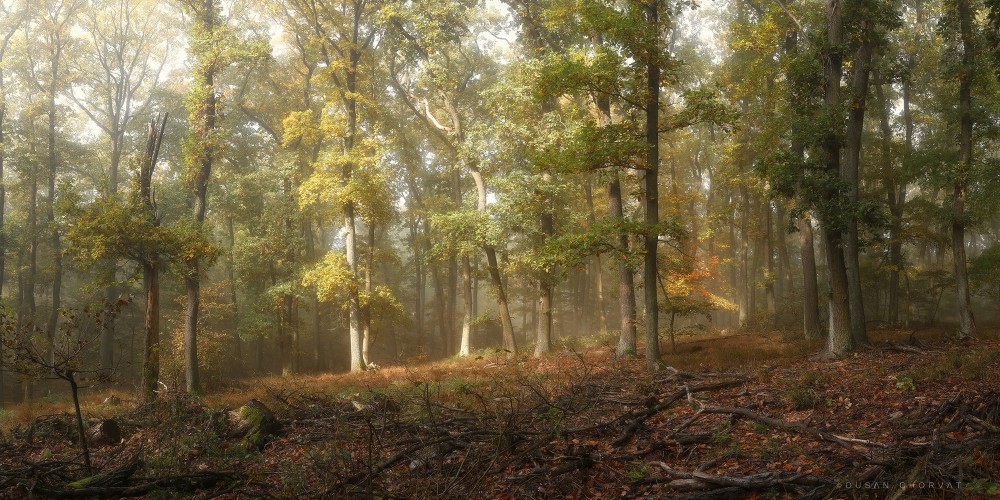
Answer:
(0, 0, 998, 497)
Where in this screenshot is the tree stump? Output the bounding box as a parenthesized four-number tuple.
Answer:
(86, 419, 122, 447)
(227, 399, 278, 451)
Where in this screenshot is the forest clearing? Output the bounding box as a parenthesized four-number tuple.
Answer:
(0, 328, 998, 498)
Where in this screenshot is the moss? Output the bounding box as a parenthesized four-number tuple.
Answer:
(234, 400, 276, 451)
(67, 475, 98, 489)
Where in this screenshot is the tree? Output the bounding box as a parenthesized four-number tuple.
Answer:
(385, 0, 519, 356)
(64, 114, 175, 402)
(0, 302, 126, 468)
(71, 0, 167, 373)
(283, 0, 384, 372)
(951, 0, 977, 339)
(820, 0, 854, 357)
(21, 0, 82, 365)
(641, 0, 662, 370)
(177, 0, 263, 390)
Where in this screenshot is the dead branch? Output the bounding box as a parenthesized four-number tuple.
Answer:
(701, 406, 887, 454)
(613, 379, 746, 447)
(650, 461, 834, 490)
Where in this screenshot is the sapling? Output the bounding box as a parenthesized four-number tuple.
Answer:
(0, 300, 126, 469)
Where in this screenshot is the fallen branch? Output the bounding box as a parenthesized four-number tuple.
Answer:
(613, 379, 745, 447)
(509, 454, 597, 482)
(649, 461, 834, 490)
(30, 471, 235, 498)
(701, 406, 887, 454)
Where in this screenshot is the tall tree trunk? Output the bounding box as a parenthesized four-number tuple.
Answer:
(460, 255, 472, 356)
(785, 30, 820, 339)
(875, 77, 903, 326)
(344, 46, 363, 372)
(892, 69, 913, 325)
(362, 222, 374, 366)
(739, 189, 750, 326)
(425, 216, 447, 357)
(25, 163, 37, 325)
(306, 218, 322, 371)
(183, 0, 222, 393)
(142, 263, 159, 401)
(609, 175, 638, 355)
(592, 92, 637, 355)
(584, 181, 608, 333)
(536, 178, 555, 357)
(765, 202, 776, 321)
(842, 27, 873, 346)
(775, 202, 793, 301)
(0, 104, 4, 403)
(139, 114, 166, 402)
(46, 62, 62, 367)
(953, 0, 977, 338)
(410, 219, 424, 359)
(100, 131, 122, 375)
(822, 0, 854, 356)
(643, 0, 661, 370)
(799, 213, 822, 340)
(468, 166, 518, 354)
(227, 216, 242, 376)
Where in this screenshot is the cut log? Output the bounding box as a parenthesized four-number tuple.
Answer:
(86, 419, 122, 447)
(228, 399, 278, 451)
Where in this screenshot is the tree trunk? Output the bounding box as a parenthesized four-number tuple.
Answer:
(842, 28, 873, 346)
(536, 168, 555, 357)
(953, 0, 977, 339)
(765, 203, 776, 321)
(468, 166, 518, 354)
(227, 216, 242, 376)
(424, 217, 447, 358)
(643, 0, 661, 371)
(535, 279, 553, 357)
(823, 0, 853, 356)
(100, 133, 122, 376)
(0, 104, 4, 403)
(739, 189, 750, 327)
(137, 114, 166, 402)
(142, 263, 159, 402)
(584, 181, 608, 333)
(410, 220, 424, 359)
(183, 0, 221, 394)
(875, 78, 903, 326)
(344, 45, 364, 372)
(799, 214, 822, 340)
(460, 255, 472, 356)
(46, 64, 62, 368)
(484, 247, 517, 353)
(892, 70, 913, 325)
(362, 222, 374, 366)
(775, 202, 793, 301)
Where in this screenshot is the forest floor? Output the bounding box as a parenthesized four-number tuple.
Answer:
(1, 327, 999, 499)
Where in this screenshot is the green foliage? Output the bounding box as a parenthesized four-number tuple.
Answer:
(302, 252, 358, 302)
(63, 194, 180, 268)
(786, 387, 821, 410)
(893, 375, 916, 392)
(362, 285, 409, 328)
(970, 244, 1000, 297)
